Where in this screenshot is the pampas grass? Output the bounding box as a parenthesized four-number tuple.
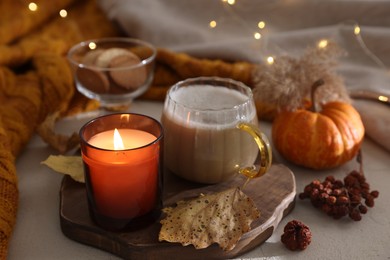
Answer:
(252, 41, 351, 112)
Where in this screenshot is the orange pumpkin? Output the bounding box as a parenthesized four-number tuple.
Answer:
(272, 82, 365, 170)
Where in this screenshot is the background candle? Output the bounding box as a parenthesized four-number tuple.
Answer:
(79, 113, 163, 230)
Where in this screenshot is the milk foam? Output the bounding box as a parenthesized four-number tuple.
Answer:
(171, 85, 248, 109)
(166, 85, 255, 128)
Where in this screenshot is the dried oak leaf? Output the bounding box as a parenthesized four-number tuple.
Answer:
(159, 187, 260, 251)
(41, 155, 84, 183)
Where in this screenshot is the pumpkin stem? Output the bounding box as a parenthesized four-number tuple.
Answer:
(310, 79, 325, 112)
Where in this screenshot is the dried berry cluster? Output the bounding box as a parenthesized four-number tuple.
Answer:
(299, 170, 379, 221)
(281, 220, 312, 251)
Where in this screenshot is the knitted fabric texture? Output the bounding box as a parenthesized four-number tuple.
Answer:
(0, 0, 120, 258)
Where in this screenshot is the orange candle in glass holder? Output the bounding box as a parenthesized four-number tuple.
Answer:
(79, 113, 163, 231)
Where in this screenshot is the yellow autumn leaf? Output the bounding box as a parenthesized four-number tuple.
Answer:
(159, 187, 260, 251)
(41, 155, 84, 183)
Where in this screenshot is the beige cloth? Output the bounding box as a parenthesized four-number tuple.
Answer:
(99, 0, 390, 152)
(354, 99, 390, 152)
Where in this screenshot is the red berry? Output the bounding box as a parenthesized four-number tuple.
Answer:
(300, 165, 378, 222)
(370, 190, 379, 198)
(365, 198, 374, 208)
(359, 205, 368, 214)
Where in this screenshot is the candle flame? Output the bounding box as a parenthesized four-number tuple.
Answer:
(113, 128, 125, 150)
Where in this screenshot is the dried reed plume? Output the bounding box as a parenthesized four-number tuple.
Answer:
(252, 41, 351, 112)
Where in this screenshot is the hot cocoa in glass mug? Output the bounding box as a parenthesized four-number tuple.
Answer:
(161, 77, 272, 184)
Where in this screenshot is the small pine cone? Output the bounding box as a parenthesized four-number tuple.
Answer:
(281, 220, 312, 251)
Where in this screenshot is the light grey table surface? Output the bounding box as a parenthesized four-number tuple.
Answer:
(8, 100, 390, 260)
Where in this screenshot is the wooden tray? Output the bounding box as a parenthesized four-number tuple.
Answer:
(60, 164, 296, 259)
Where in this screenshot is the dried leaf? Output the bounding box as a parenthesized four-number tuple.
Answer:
(36, 112, 79, 154)
(159, 187, 260, 251)
(41, 155, 84, 183)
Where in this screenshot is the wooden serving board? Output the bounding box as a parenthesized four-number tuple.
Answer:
(60, 164, 296, 259)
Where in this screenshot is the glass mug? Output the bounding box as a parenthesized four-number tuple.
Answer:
(161, 77, 272, 184)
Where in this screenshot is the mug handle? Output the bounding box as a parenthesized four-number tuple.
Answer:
(237, 122, 272, 180)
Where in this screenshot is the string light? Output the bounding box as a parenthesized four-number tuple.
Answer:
(267, 56, 274, 65)
(254, 32, 262, 40)
(209, 20, 217, 28)
(220, 0, 267, 47)
(213, 2, 386, 72)
(28, 2, 38, 12)
(318, 39, 328, 49)
(88, 42, 97, 50)
(379, 95, 389, 102)
(258, 21, 266, 29)
(59, 9, 68, 18)
(351, 23, 387, 69)
(222, 0, 236, 5)
(354, 25, 361, 35)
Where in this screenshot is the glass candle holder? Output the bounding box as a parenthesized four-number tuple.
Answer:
(79, 113, 163, 231)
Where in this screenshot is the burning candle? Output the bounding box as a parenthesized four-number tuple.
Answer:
(79, 113, 163, 230)
(88, 128, 156, 151)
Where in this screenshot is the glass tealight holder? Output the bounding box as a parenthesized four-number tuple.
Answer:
(79, 113, 163, 231)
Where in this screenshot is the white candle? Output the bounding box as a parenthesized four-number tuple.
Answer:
(88, 129, 156, 150)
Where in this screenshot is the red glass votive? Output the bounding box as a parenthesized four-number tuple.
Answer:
(79, 113, 163, 231)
